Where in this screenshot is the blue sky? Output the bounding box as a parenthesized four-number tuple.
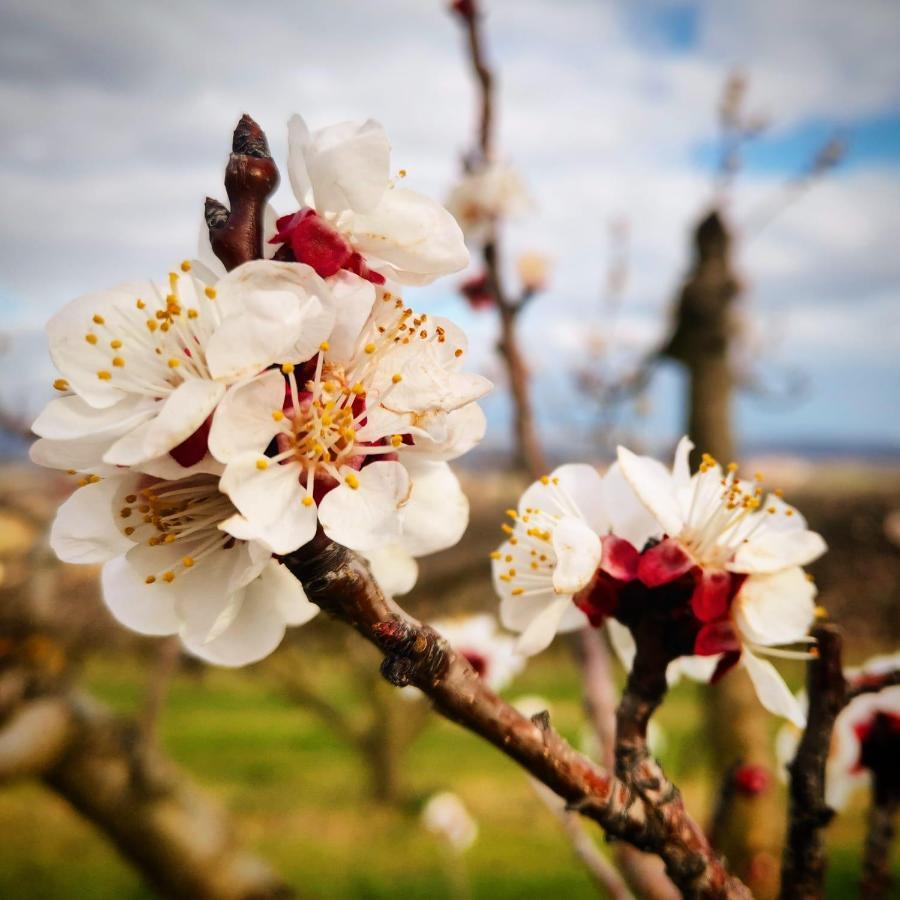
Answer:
(1, 0, 898, 459)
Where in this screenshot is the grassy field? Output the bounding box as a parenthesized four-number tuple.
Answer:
(0, 644, 888, 899)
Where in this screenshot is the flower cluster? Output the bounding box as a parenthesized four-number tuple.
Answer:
(777, 653, 900, 809)
(34, 115, 489, 666)
(492, 437, 827, 725)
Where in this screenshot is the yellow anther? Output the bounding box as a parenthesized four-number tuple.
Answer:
(112, 356, 125, 367)
(125, 494, 137, 503)
(281, 363, 295, 374)
(271, 410, 285, 422)
(489, 551, 501, 560)
(109, 339, 123, 349)
(351, 382, 365, 395)
(814, 605, 828, 618)
(505, 555, 513, 562)
(501, 523, 514, 534)
(727, 462, 738, 472)
(92, 314, 105, 325)
(785, 509, 794, 517)
(124, 526, 135, 536)
(204, 286, 216, 299)
(97, 370, 112, 380)
(511, 587, 524, 596)
(364, 342, 377, 354)
(145, 575, 156, 585)
(77, 478, 88, 487)
(540, 475, 550, 485)
(182, 556, 195, 568)
(345, 473, 360, 490)
(454, 348, 464, 358)
(398, 168, 407, 177)
(163, 571, 175, 583)
(53, 378, 69, 391)
(392, 373, 402, 384)
(256, 458, 269, 470)
(85, 333, 98, 344)
(302, 495, 314, 507)
(188, 308, 199, 319)
(390, 434, 403, 447)
(136, 299, 146, 310)
(168, 358, 180, 368)
(774, 488, 784, 497)
(146, 319, 158, 332)
(87, 474, 101, 484)
(505, 509, 518, 519)
(180, 260, 192, 272)
(319, 340, 330, 352)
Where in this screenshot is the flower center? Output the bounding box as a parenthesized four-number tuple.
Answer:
(73, 263, 219, 396)
(118, 473, 237, 584)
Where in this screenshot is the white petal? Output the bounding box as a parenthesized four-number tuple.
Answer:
(399, 404, 487, 462)
(46, 286, 153, 408)
(101, 554, 180, 636)
(672, 436, 695, 488)
(178, 579, 286, 667)
(519, 463, 608, 534)
(364, 545, 419, 597)
(219, 455, 316, 555)
(318, 461, 410, 552)
(30, 435, 117, 474)
(136, 453, 223, 480)
(730, 530, 827, 574)
(551, 517, 602, 594)
(299, 116, 390, 215)
(33, 394, 156, 441)
(742, 649, 807, 727)
(50, 478, 135, 564)
(515, 596, 573, 657)
(346, 187, 469, 284)
(104, 379, 225, 466)
(394, 459, 468, 557)
(287, 114, 314, 206)
(256, 558, 319, 626)
(601, 462, 661, 550)
(212, 261, 336, 373)
(208, 370, 284, 462)
(667, 654, 720, 685)
(326, 272, 377, 364)
(617, 445, 685, 536)
(733, 567, 817, 647)
(605, 619, 637, 670)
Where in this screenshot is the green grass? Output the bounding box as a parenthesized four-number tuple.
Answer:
(0, 649, 891, 898)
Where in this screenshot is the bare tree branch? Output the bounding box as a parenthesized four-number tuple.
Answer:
(779, 622, 845, 899)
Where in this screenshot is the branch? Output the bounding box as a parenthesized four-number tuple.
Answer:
(1, 690, 292, 899)
(281, 536, 748, 899)
(574, 628, 681, 899)
(845, 669, 900, 703)
(779, 622, 845, 899)
(205, 114, 279, 270)
(860, 780, 898, 900)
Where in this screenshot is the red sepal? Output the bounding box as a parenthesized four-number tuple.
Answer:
(637, 538, 695, 587)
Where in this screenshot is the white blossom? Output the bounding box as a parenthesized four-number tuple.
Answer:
(431, 614, 525, 692)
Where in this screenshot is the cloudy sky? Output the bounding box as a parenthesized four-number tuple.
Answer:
(1, 0, 898, 457)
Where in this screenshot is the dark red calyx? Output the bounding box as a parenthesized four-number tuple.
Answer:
(695, 619, 741, 656)
(459, 272, 494, 309)
(463, 650, 488, 677)
(690, 568, 732, 622)
(637, 537, 695, 587)
(856, 712, 900, 799)
(600, 534, 640, 581)
(169, 416, 212, 468)
(732, 763, 771, 796)
(270, 209, 385, 284)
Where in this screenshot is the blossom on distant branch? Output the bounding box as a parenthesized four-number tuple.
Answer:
(431, 613, 525, 691)
(777, 653, 900, 809)
(421, 792, 478, 853)
(492, 437, 827, 725)
(446, 160, 531, 245)
(271, 115, 469, 286)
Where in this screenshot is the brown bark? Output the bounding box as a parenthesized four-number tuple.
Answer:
(0, 690, 292, 900)
(281, 536, 749, 899)
(779, 623, 844, 899)
(665, 209, 783, 897)
(454, 1, 546, 479)
(859, 787, 898, 900)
